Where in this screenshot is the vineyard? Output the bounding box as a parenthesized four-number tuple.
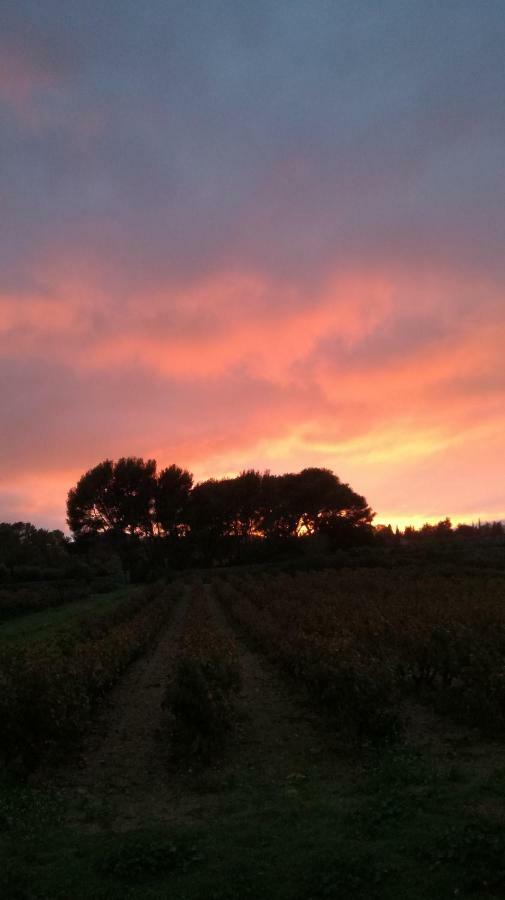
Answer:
(3, 563, 505, 898)
(163, 585, 242, 762)
(217, 568, 505, 740)
(0, 583, 176, 773)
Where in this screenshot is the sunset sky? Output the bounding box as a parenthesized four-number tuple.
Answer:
(1, 1, 504, 531)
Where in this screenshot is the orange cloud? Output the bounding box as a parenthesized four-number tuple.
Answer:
(80, 271, 393, 379)
(1, 262, 504, 529)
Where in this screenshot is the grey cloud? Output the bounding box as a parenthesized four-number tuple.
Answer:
(1, 0, 505, 289)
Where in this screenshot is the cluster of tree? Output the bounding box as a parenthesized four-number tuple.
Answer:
(66, 458, 374, 564)
(67, 459, 192, 539)
(0, 522, 69, 578)
(452, 521, 504, 538)
(1, 466, 503, 581)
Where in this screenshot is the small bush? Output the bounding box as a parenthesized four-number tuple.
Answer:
(164, 657, 239, 762)
(163, 587, 241, 764)
(308, 657, 403, 745)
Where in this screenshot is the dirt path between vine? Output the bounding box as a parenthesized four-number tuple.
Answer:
(43, 591, 189, 830)
(204, 583, 342, 784)
(44, 579, 344, 832)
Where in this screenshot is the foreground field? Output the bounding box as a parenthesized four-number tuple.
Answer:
(2, 567, 505, 898)
(0, 587, 131, 646)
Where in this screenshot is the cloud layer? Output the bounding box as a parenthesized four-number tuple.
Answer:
(1, 1, 505, 528)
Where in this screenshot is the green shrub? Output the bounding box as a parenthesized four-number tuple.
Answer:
(163, 656, 240, 763)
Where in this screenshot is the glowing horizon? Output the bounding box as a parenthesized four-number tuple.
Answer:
(376, 513, 505, 532)
(1, 2, 505, 532)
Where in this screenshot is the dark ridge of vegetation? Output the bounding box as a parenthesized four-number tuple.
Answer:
(0, 583, 174, 775)
(2, 544, 505, 896)
(64, 456, 503, 576)
(162, 588, 241, 763)
(67, 460, 373, 539)
(217, 567, 505, 740)
(1, 458, 503, 591)
(0, 520, 127, 619)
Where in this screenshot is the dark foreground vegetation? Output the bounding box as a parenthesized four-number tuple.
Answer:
(66, 457, 375, 574)
(162, 585, 242, 764)
(5, 744, 505, 900)
(218, 567, 505, 742)
(0, 583, 174, 774)
(2, 458, 504, 591)
(2, 555, 505, 898)
(1, 462, 505, 898)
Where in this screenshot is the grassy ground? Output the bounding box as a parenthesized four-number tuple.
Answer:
(0, 587, 131, 646)
(2, 737, 505, 899)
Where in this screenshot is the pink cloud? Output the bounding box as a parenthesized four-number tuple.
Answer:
(1, 260, 504, 533)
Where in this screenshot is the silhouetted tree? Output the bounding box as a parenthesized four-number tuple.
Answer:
(419, 518, 453, 538)
(67, 459, 375, 565)
(67, 457, 157, 538)
(228, 470, 264, 537)
(0, 522, 68, 572)
(296, 468, 372, 534)
(186, 478, 228, 562)
(259, 473, 288, 539)
(375, 524, 395, 544)
(260, 469, 373, 540)
(155, 465, 193, 537)
(186, 467, 374, 557)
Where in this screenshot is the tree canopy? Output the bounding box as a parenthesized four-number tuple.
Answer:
(67, 458, 158, 538)
(67, 458, 373, 553)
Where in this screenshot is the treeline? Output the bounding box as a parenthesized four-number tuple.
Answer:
(1, 459, 503, 583)
(66, 458, 374, 570)
(376, 518, 504, 541)
(0, 521, 125, 617)
(0, 522, 69, 581)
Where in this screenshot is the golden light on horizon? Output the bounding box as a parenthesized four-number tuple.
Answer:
(376, 513, 504, 532)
